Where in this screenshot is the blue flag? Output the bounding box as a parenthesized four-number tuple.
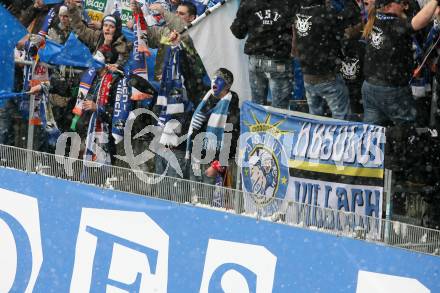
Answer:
(122, 27, 135, 42)
(43, 0, 64, 4)
(0, 92, 28, 100)
(39, 33, 104, 69)
(38, 39, 63, 63)
(0, 5, 28, 102)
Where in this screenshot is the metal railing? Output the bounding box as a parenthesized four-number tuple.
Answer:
(0, 143, 439, 256)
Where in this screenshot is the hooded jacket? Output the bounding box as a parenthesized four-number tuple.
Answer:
(67, 5, 131, 68)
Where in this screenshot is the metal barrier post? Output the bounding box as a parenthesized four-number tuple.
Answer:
(384, 168, 393, 244)
(25, 61, 37, 172)
(234, 161, 242, 213)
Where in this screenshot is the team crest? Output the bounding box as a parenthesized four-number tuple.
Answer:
(241, 111, 291, 214)
(295, 14, 312, 37)
(341, 58, 360, 80)
(370, 27, 384, 49)
(242, 133, 289, 207)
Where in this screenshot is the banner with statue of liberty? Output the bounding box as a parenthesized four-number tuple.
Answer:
(240, 101, 386, 230)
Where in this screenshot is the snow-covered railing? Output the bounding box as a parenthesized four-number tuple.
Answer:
(0, 143, 439, 256)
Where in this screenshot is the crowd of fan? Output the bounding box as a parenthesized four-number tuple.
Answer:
(0, 0, 439, 204)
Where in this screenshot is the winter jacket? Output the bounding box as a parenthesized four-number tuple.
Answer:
(67, 5, 131, 68)
(149, 10, 187, 81)
(230, 0, 297, 59)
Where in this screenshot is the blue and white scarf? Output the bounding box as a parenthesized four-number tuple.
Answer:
(158, 93, 190, 147)
(157, 46, 184, 123)
(112, 75, 133, 144)
(186, 89, 232, 158)
(156, 46, 188, 146)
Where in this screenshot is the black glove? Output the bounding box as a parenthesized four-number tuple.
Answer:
(128, 74, 158, 96)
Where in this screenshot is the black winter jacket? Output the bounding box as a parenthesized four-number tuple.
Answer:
(230, 0, 297, 59)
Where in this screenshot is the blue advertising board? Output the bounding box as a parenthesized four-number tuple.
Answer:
(0, 167, 438, 293)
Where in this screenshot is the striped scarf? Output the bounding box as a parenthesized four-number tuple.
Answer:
(186, 90, 232, 157)
(158, 91, 188, 147)
(134, 10, 150, 54)
(156, 46, 184, 126)
(72, 68, 97, 117)
(84, 72, 113, 164)
(156, 46, 188, 146)
(130, 11, 150, 101)
(38, 7, 56, 37)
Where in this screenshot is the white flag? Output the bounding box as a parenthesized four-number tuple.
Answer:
(188, 0, 251, 105)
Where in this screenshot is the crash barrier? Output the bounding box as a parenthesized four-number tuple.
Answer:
(0, 143, 439, 256)
(0, 154, 440, 292)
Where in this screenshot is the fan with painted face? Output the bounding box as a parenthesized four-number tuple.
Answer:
(211, 68, 233, 97)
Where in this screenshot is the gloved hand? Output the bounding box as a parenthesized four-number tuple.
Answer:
(129, 74, 158, 96)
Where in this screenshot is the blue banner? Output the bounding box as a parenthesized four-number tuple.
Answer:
(0, 167, 439, 293)
(240, 101, 385, 219)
